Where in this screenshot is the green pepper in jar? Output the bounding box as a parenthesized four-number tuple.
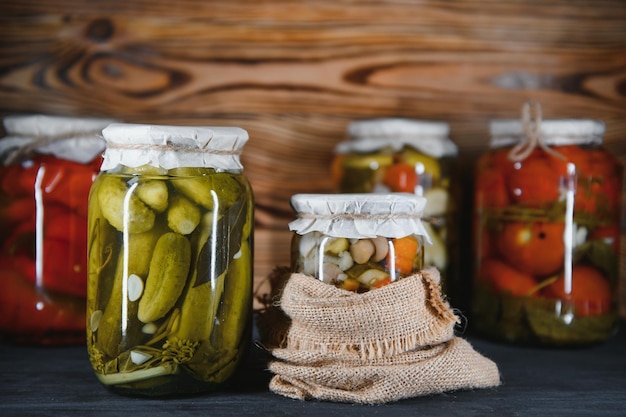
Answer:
(333, 153, 393, 193)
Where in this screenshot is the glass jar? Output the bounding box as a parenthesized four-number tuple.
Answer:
(87, 123, 254, 396)
(0, 114, 113, 345)
(472, 109, 622, 346)
(332, 118, 459, 297)
(289, 193, 430, 292)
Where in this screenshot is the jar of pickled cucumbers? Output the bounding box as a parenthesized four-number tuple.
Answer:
(472, 104, 622, 346)
(0, 114, 114, 345)
(332, 118, 459, 297)
(87, 123, 254, 396)
(289, 193, 431, 292)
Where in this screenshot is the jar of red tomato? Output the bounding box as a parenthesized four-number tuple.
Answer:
(472, 103, 622, 346)
(0, 114, 114, 344)
(332, 119, 459, 298)
(289, 193, 431, 293)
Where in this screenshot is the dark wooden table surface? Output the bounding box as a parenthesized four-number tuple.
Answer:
(1, 324, 625, 417)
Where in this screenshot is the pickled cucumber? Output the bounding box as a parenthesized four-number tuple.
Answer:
(87, 203, 119, 317)
(167, 194, 201, 235)
(96, 229, 162, 358)
(170, 276, 221, 343)
(171, 171, 243, 212)
(97, 176, 156, 233)
(120, 164, 168, 176)
(169, 211, 217, 342)
(138, 232, 191, 323)
(135, 180, 169, 213)
(216, 241, 252, 350)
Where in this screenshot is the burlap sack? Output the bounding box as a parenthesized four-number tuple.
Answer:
(268, 268, 501, 404)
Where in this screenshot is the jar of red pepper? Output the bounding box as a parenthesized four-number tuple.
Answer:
(472, 102, 622, 346)
(0, 114, 114, 344)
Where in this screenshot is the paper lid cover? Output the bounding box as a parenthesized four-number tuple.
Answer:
(289, 193, 431, 242)
(1, 114, 114, 164)
(100, 123, 249, 171)
(490, 119, 605, 148)
(335, 118, 457, 158)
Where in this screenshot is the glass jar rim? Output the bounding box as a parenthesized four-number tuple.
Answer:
(100, 123, 249, 171)
(1, 114, 113, 165)
(335, 118, 457, 157)
(291, 193, 426, 214)
(289, 193, 431, 241)
(490, 119, 605, 147)
(348, 118, 450, 138)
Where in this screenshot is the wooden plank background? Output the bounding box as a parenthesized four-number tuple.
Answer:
(1, 0, 625, 315)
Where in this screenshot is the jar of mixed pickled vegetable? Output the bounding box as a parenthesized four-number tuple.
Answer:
(87, 123, 254, 396)
(332, 118, 459, 296)
(289, 193, 431, 292)
(0, 114, 113, 345)
(472, 106, 622, 346)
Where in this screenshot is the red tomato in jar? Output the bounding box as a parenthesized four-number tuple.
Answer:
(575, 173, 621, 217)
(496, 221, 565, 277)
(489, 148, 515, 174)
(574, 149, 623, 216)
(587, 148, 621, 179)
(475, 166, 510, 208)
(542, 265, 612, 316)
(383, 163, 418, 193)
(507, 153, 568, 208)
(478, 258, 537, 297)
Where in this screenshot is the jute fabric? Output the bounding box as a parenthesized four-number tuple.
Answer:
(268, 268, 500, 404)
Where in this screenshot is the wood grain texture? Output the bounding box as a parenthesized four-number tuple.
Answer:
(0, 0, 625, 314)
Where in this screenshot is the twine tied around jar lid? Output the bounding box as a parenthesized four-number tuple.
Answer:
(507, 100, 566, 162)
(105, 141, 243, 156)
(296, 212, 422, 221)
